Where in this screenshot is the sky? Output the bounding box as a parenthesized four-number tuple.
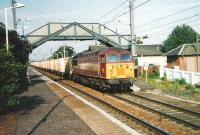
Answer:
(0, 0, 200, 61)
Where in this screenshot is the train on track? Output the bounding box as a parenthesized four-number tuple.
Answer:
(31, 47, 134, 92)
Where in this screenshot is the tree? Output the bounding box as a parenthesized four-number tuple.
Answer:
(162, 24, 197, 53)
(0, 23, 31, 64)
(0, 22, 31, 104)
(52, 46, 76, 59)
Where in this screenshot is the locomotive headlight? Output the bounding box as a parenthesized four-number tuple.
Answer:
(127, 65, 132, 69)
(109, 65, 113, 70)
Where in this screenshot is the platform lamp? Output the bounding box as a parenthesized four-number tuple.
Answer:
(54, 53, 59, 72)
(17, 17, 31, 38)
(4, 2, 25, 53)
(63, 43, 69, 58)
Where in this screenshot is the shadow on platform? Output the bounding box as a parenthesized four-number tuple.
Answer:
(27, 96, 67, 135)
(0, 95, 45, 116)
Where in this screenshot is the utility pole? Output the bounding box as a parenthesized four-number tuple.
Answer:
(63, 45, 66, 58)
(196, 34, 199, 72)
(129, 0, 136, 56)
(12, 0, 17, 30)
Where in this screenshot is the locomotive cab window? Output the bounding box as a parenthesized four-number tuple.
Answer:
(120, 54, 132, 62)
(107, 54, 119, 62)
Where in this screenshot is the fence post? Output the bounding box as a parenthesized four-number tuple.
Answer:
(159, 68, 162, 78)
(173, 69, 176, 80)
(165, 68, 168, 80)
(180, 70, 183, 79)
(190, 72, 194, 85)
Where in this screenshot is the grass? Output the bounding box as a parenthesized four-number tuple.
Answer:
(139, 74, 200, 102)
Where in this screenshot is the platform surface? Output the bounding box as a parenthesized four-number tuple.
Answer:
(15, 67, 136, 135)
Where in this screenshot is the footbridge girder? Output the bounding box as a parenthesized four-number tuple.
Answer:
(26, 22, 132, 50)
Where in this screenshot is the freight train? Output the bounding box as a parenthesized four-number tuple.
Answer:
(31, 47, 134, 92)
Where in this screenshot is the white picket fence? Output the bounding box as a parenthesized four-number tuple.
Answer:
(160, 68, 200, 85)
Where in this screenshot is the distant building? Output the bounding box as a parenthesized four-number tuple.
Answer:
(136, 44, 167, 67)
(136, 44, 167, 76)
(164, 43, 200, 72)
(88, 45, 108, 51)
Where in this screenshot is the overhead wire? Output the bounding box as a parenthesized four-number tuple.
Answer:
(95, 0, 129, 22)
(143, 22, 200, 39)
(119, 3, 200, 34)
(103, 0, 151, 25)
(136, 3, 200, 28)
(137, 13, 200, 34)
(143, 17, 200, 36)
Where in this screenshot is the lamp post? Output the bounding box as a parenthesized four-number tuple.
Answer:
(17, 17, 31, 38)
(54, 53, 59, 72)
(63, 45, 66, 58)
(4, 2, 25, 53)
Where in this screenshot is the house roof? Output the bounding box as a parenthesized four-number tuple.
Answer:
(88, 44, 164, 56)
(136, 44, 163, 56)
(164, 43, 200, 56)
(88, 45, 108, 51)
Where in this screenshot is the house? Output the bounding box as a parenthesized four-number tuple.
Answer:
(136, 44, 167, 67)
(136, 44, 167, 76)
(164, 43, 200, 72)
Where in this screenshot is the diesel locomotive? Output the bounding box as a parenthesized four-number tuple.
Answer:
(31, 47, 134, 92)
(71, 47, 134, 91)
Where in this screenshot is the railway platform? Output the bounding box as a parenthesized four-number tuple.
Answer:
(15, 67, 139, 135)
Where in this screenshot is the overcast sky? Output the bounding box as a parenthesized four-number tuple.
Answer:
(1, 0, 200, 61)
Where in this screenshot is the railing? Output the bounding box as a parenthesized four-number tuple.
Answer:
(160, 68, 200, 85)
(27, 22, 130, 48)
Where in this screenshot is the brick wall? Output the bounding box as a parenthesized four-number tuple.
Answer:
(166, 56, 179, 68)
(167, 56, 200, 72)
(137, 65, 160, 76)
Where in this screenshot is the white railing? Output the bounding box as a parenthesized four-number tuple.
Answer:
(160, 68, 200, 85)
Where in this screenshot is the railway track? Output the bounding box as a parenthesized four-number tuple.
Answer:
(111, 93, 200, 129)
(34, 67, 200, 135)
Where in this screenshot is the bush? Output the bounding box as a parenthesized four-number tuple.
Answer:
(0, 49, 27, 97)
(179, 78, 186, 85)
(172, 79, 181, 89)
(186, 84, 195, 90)
(149, 66, 160, 79)
(7, 96, 20, 106)
(161, 73, 167, 81)
(0, 22, 31, 108)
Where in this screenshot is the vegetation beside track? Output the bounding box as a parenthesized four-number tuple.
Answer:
(0, 22, 31, 111)
(139, 68, 200, 102)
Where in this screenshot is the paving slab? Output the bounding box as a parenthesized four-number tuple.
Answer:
(134, 79, 155, 90)
(16, 68, 96, 135)
(16, 67, 137, 135)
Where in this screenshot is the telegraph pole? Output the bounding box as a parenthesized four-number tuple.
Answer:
(196, 34, 199, 72)
(129, 0, 136, 56)
(12, 0, 17, 30)
(64, 45, 66, 58)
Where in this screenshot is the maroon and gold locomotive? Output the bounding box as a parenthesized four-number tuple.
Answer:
(71, 47, 134, 91)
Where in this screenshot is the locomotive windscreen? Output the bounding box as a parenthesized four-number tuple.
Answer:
(120, 54, 132, 62)
(107, 54, 132, 62)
